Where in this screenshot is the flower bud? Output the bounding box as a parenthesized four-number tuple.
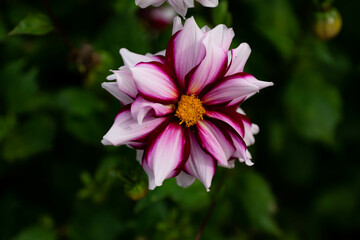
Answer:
(312, 7, 342, 40)
(125, 182, 148, 200)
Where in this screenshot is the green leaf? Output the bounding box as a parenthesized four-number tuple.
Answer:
(56, 88, 104, 117)
(0, 60, 39, 113)
(0, 115, 16, 141)
(245, 0, 300, 59)
(229, 168, 280, 235)
(0, 17, 7, 41)
(9, 13, 53, 36)
(2, 115, 55, 161)
(284, 65, 342, 144)
(212, 0, 232, 26)
(68, 203, 123, 240)
(11, 225, 56, 240)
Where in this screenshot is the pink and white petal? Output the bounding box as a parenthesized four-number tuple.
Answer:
(102, 108, 168, 146)
(196, 120, 235, 166)
(225, 43, 251, 77)
(149, 49, 166, 57)
(176, 171, 195, 189)
(185, 131, 216, 191)
(205, 110, 245, 138)
(145, 122, 188, 187)
(201, 25, 211, 33)
(130, 62, 179, 103)
(228, 131, 247, 161)
(202, 73, 260, 105)
(136, 150, 144, 163)
(135, 0, 165, 8)
(184, 0, 195, 7)
(106, 73, 116, 80)
(236, 108, 259, 146)
(172, 16, 183, 34)
(167, 0, 193, 17)
(101, 82, 133, 105)
(197, 0, 219, 7)
(219, 159, 235, 169)
(171, 17, 205, 88)
(243, 122, 258, 146)
(131, 96, 174, 125)
(112, 67, 138, 99)
(235, 78, 273, 106)
(205, 24, 234, 52)
(120, 48, 163, 67)
(187, 28, 231, 95)
(142, 161, 156, 190)
(239, 149, 254, 166)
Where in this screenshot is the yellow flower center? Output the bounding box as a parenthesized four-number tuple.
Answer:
(175, 95, 206, 127)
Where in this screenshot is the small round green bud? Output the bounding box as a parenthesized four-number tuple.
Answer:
(312, 7, 342, 40)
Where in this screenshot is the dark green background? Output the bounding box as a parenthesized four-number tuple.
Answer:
(0, 0, 359, 239)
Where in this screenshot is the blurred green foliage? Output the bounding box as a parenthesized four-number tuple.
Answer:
(0, 0, 359, 239)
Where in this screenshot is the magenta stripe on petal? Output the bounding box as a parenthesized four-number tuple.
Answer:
(131, 96, 174, 125)
(227, 131, 247, 161)
(131, 62, 179, 104)
(205, 110, 245, 138)
(196, 119, 235, 166)
(202, 73, 261, 105)
(185, 131, 216, 191)
(171, 17, 205, 89)
(102, 107, 168, 146)
(144, 122, 188, 187)
(187, 37, 227, 95)
(187, 24, 234, 95)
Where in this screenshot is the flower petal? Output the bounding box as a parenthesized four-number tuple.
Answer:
(196, 120, 235, 166)
(197, 0, 218, 7)
(135, 0, 165, 8)
(130, 62, 179, 103)
(102, 107, 168, 146)
(167, 0, 193, 17)
(136, 150, 144, 163)
(142, 160, 156, 190)
(236, 108, 260, 146)
(239, 149, 254, 166)
(172, 16, 183, 34)
(227, 76, 274, 106)
(185, 131, 216, 191)
(144, 122, 189, 188)
(101, 82, 133, 105)
(111, 67, 138, 99)
(202, 73, 270, 105)
(131, 96, 174, 125)
(225, 43, 251, 77)
(205, 110, 245, 138)
(176, 171, 195, 189)
(169, 17, 205, 89)
(228, 130, 247, 161)
(187, 24, 234, 95)
(120, 48, 163, 67)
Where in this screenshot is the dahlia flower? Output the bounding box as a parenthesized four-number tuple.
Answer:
(102, 17, 273, 191)
(135, 0, 218, 17)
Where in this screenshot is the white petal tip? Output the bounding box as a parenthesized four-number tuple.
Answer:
(106, 74, 116, 81)
(101, 138, 112, 146)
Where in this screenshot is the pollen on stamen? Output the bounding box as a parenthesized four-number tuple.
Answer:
(175, 95, 206, 127)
